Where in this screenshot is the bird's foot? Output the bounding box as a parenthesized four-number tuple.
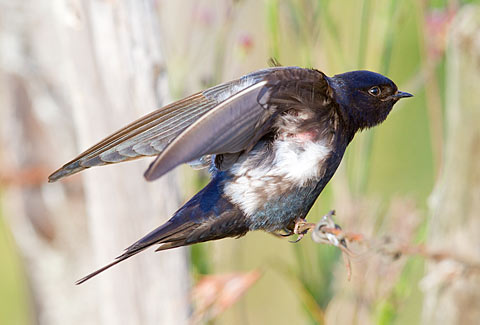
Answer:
(289, 218, 315, 243)
(271, 230, 294, 238)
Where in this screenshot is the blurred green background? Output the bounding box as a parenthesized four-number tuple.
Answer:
(1, 0, 479, 324)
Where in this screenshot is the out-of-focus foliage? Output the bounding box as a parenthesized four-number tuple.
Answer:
(0, 210, 31, 325)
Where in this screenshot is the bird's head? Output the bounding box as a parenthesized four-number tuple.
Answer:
(327, 70, 412, 130)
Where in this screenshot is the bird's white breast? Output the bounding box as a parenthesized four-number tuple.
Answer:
(224, 139, 331, 216)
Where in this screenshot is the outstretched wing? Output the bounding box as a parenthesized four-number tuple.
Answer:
(49, 67, 329, 182)
(143, 80, 270, 180)
(48, 69, 274, 182)
(144, 67, 332, 180)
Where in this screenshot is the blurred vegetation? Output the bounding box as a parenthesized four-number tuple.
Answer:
(1, 0, 479, 324)
(0, 205, 31, 325)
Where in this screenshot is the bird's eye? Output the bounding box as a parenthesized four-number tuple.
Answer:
(368, 86, 381, 96)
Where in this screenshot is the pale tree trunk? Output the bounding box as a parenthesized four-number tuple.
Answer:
(422, 6, 480, 325)
(0, 1, 189, 324)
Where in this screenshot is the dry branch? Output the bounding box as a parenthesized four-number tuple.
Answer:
(306, 210, 480, 283)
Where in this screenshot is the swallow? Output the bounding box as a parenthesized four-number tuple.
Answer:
(48, 66, 412, 284)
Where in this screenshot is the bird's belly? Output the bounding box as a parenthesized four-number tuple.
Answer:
(223, 139, 331, 232)
(246, 186, 319, 232)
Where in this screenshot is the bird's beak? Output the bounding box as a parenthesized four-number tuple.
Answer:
(392, 91, 413, 99)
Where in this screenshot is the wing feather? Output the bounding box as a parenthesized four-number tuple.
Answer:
(48, 66, 329, 182)
(48, 68, 283, 182)
(48, 93, 218, 181)
(144, 81, 269, 180)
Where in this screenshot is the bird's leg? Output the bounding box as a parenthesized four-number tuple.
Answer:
(289, 217, 316, 243)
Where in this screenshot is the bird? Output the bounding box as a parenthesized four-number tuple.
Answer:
(48, 66, 412, 284)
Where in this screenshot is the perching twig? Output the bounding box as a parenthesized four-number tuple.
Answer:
(304, 210, 480, 280)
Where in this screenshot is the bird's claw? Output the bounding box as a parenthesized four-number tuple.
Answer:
(288, 218, 315, 243)
(289, 233, 305, 243)
(271, 230, 293, 238)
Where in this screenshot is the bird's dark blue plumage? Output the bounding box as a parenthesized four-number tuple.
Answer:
(48, 67, 412, 284)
